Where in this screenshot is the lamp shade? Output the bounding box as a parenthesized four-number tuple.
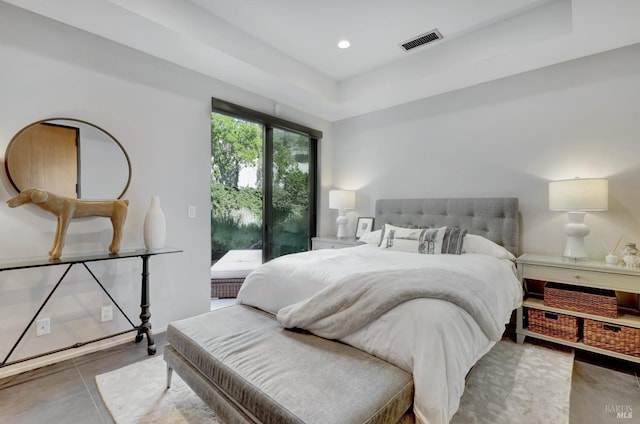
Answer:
(329, 190, 355, 210)
(549, 178, 608, 211)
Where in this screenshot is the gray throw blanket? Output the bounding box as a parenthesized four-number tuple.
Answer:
(276, 267, 505, 341)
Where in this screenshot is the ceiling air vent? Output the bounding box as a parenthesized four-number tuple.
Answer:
(400, 29, 443, 51)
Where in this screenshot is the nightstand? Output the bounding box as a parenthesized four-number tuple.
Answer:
(311, 237, 358, 250)
(516, 253, 640, 364)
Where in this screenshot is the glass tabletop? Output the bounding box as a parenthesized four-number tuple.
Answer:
(0, 246, 182, 271)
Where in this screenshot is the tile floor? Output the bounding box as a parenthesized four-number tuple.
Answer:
(0, 300, 638, 424)
(0, 332, 168, 424)
(569, 351, 640, 423)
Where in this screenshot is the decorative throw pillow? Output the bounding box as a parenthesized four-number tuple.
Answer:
(379, 224, 446, 254)
(379, 224, 419, 251)
(441, 228, 468, 255)
(462, 234, 516, 260)
(417, 227, 447, 254)
(359, 229, 382, 245)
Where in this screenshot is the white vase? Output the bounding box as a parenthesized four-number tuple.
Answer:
(143, 196, 166, 250)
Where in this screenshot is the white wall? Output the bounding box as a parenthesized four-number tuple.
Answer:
(332, 43, 640, 259)
(0, 2, 331, 375)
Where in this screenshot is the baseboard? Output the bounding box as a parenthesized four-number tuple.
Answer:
(0, 326, 167, 379)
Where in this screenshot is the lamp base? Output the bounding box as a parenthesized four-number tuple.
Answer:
(562, 211, 590, 260)
(563, 237, 589, 260)
(336, 212, 348, 239)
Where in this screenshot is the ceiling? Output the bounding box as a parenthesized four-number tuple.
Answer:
(5, 0, 640, 121)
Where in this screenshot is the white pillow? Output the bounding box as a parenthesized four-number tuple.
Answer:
(379, 224, 446, 254)
(462, 234, 516, 260)
(359, 229, 382, 245)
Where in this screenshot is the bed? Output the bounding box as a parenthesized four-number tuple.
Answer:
(166, 198, 521, 424)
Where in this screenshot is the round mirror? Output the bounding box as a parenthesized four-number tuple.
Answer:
(4, 118, 131, 199)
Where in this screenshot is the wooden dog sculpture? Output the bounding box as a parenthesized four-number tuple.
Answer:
(7, 188, 129, 259)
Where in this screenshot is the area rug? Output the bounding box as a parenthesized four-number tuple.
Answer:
(96, 340, 573, 424)
(95, 356, 222, 424)
(451, 340, 574, 424)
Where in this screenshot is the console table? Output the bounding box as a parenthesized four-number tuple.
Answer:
(0, 246, 182, 368)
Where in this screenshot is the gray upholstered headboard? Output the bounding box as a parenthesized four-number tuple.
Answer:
(374, 198, 519, 256)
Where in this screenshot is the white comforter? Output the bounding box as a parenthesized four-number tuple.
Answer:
(236, 244, 522, 424)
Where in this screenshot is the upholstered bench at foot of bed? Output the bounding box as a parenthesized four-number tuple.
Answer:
(164, 305, 414, 424)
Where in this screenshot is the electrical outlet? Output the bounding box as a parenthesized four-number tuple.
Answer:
(36, 318, 50, 336)
(101, 305, 113, 322)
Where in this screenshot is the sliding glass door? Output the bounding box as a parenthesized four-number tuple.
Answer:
(211, 99, 320, 264)
(267, 128, 314, 259)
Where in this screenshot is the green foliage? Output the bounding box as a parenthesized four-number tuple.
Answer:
(211, 214, 261, 261)
(272, 128, 309, 221)
(211, 184, 262, 221)
(210, 184, 262, 260)
(211, 113, 262, 187)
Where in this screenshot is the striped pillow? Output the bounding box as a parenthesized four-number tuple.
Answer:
(441, 228, 468, 255)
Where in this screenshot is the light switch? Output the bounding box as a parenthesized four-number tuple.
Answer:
(188, 206, 197, 218)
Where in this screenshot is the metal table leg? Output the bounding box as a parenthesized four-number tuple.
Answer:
(136, 254, 155, 355)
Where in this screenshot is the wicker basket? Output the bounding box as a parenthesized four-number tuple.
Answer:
(527, 309, 580, 342)
(544, 282, 618, 318)
(210, 278, 244, 298)
(583, 319, 640, 357)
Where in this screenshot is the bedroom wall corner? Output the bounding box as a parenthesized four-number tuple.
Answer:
(331, 42, 640, 259)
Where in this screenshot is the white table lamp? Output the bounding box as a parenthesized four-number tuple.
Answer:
(549, 178, 608, 260)
(329, 190, 355, 239)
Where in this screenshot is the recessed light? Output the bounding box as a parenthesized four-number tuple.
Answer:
(338, 40, 350, 49)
